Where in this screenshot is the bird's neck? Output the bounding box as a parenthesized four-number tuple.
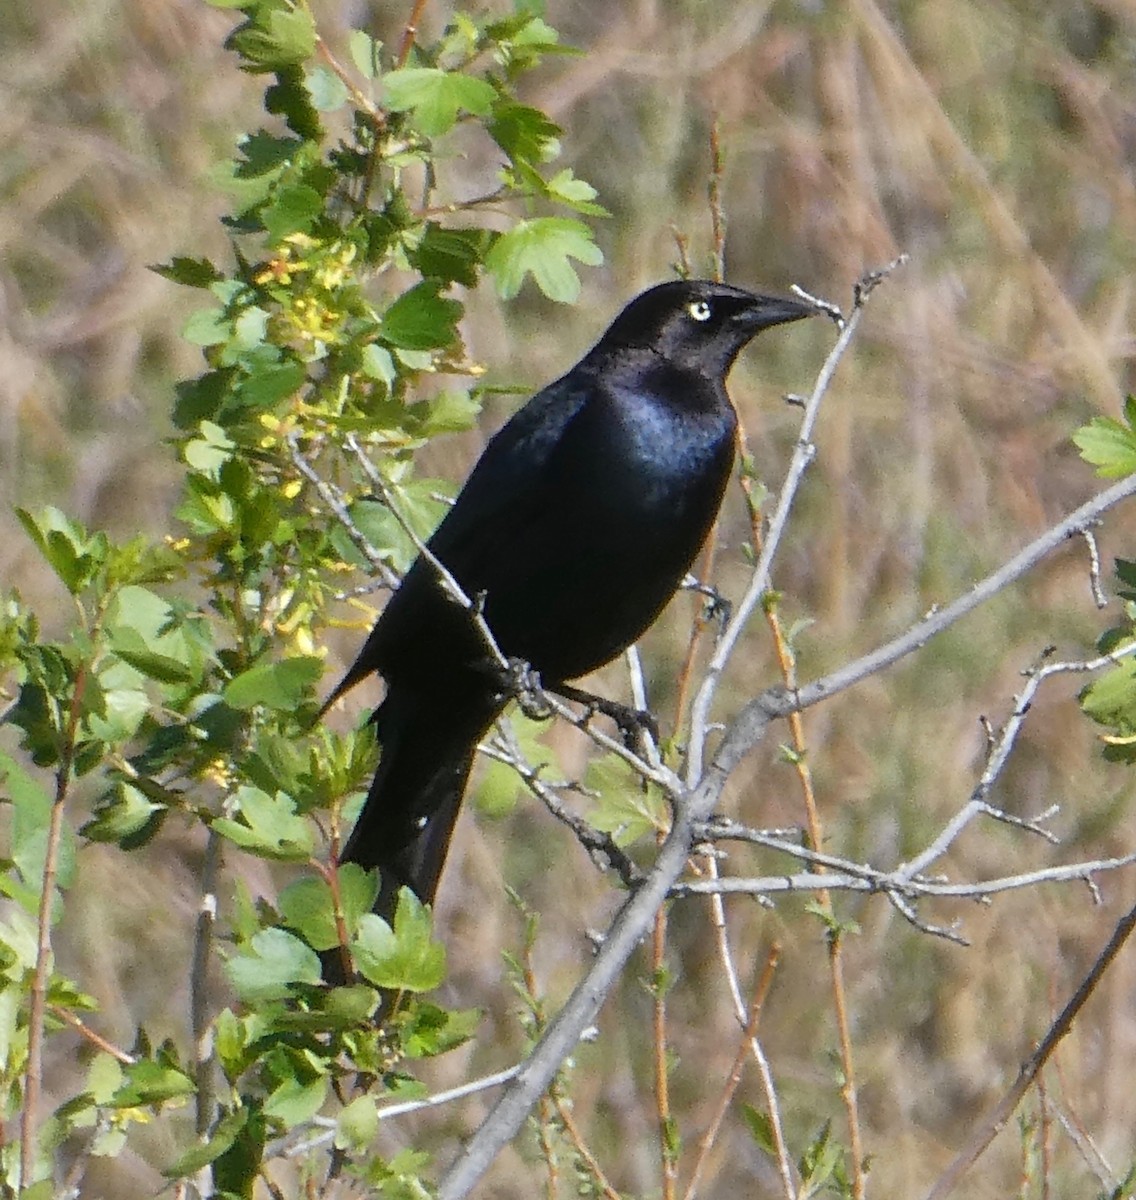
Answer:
(583, 345, 732, 417)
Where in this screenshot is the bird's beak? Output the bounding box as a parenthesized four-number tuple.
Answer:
(734, 294, 818, 332)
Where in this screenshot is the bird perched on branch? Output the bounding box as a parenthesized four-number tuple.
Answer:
(321, 279, 815, 976)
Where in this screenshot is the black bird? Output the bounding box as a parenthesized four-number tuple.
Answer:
(321, 279, 814, 966)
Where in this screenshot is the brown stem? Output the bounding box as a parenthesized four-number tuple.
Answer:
(192, 830, 222, 1138)
(551, 1090, 622, 1200)
(48, 1006, 137, 1066)
(708, 116, 726, 282)
(21, 661, 88, 1190)
(764, 598, 866, 1199)
(397, 0, 431, 68)
(746, 447, 865, 1199)
(683, 942, 781, 1200)
(652, 902, 677, 1200)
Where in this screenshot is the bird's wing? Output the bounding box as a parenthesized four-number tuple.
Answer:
(319, 372, 596, 707)
(426, 371, 594, 564)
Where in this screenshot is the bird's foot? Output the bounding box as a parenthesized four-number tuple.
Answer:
(551, 683, 659, 752)
(496, 657, 554, 720)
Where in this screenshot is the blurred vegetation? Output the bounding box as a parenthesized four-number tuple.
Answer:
(3, 0, 1136, 1197)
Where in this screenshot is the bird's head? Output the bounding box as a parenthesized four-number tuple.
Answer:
(595, 280, 817, 377)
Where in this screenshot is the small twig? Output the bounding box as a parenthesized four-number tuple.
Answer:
(520, 946, 560, 1200)
(1079, 526, 1107, 609)
(688, 260, 904, 783)
(344, 434, 511, 672)
(898, 644, 1136, 882)
(551, 1091, 623, 1200)
(1050, 1104, 1116, 1190)
(479, 731, 643, 887)
(671, 226, 693, 279)
(672, 851, 1136, 903)
(47, 1006, 137, 1065)
(683, 942, 783, 1200)
(274, 1066, 525, 1159)
(397, 0, 431, 67)
(288, 433, 400, 591)
(923, 899, 1136, 1200)
(761, 594, 865, 1198)
(22, 659, 88, 1191)
(191, 830, 222, 1137)
(790, 282, 847, 329)
(762, 471, 1136, 729)
(708, 117, 726, 283)
(314, 37, 382, 123)
(651, 898, 677, 1200)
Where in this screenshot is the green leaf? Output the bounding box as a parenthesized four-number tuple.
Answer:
(742, 1103, 777, 1154)
(105, 585, 208, 686)
(486, 217, 603, 302)
(417, 389, 482, 436)
(384, 67, 497, 137)
(476, 710, 550, 817)
(184, 420, 235, 476)
(1081, 655, 1136, 729)
(0, 748, 77, 895)
(228, 7, 317, 69)
(489, 101, 561, 166)
(212, 787, 314, 861)
(152, 256, 224, 288)
(487, 100, 561, 168)
(305, 64, 350, 112)
(1073, 415, 1136, 478)
(81, 781, 164, 846)
(223, 655, 323, 711)
(339, 486, 449, 574)
(585, 753, 668, 847)
(336, 1095, 379, 1151)
(183, 302, 231, 348)
(278, 865, 379, 951)
(352, 888, 446, 992)
(381, 281, 462, 351)
(408, 224, 491, 287)
(225, 928, 322, 1001)
(165, 1107, 249, 1178)
(348, 30, 382, 79)
(266, 66, 323, 139)
(16, 507, 106, 595)
(263, 1074, 328, 1125)
(361, 343, 396, 388)
(111, 1060, 195, 1107)
(261, 184, 323, 240)
(545, 168, 609, 216)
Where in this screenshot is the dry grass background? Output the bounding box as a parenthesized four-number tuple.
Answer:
(6, 0, 1136, 1196)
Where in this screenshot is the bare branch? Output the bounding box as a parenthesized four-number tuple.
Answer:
(1079, 526, 1107, 609)
(687, 260, 905, 783)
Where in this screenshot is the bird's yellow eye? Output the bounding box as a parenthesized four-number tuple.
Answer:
(688, 300, 712, 322)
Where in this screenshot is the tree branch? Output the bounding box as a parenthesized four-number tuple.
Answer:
(436, 461, 1136, 1196)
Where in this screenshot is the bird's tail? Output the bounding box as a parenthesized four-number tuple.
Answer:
(322, 684, 500, 984)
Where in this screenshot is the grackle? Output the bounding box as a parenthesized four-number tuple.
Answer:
(321, 280, 814, 974)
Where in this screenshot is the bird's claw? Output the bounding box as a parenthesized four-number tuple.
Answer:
(495, 656, 553, 720)
(551, 683, 659, 753)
